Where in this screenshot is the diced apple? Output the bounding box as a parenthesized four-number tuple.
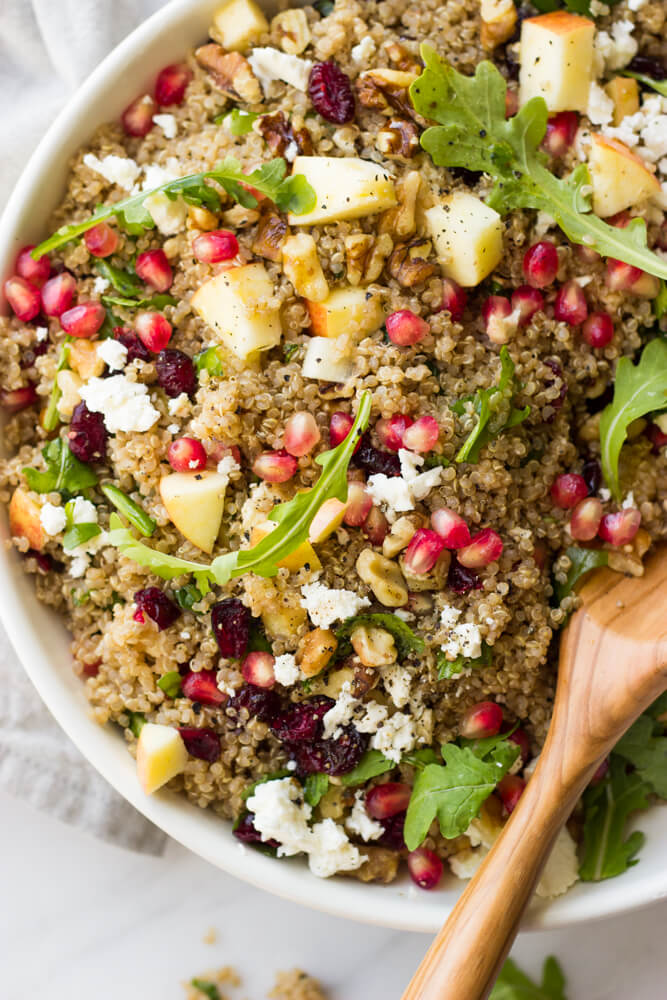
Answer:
(282, 233, 329, 302)
(191, 263, 282, 362)
(519, 11, 595, 112)
(308, 498, 347, 544)
(212, 0, 269, 52)
(307, 286, 384, 339)
(288, 156, 397, 226)
(159, 470, 229, 554)
(9, 488, 44, 551)
(424, 194, 504, 287)
(302, 336, 355, 383)
(262, 602, 307, 638)
(588, 134, 661, 218)
(69, 340, 105, 380)
(251, 519, 322, 572)
(604, 77, 640, 127)
(136, 723, 188, 795)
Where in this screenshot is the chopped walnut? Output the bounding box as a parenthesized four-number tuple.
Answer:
(356, 68, 418, 117)
(384, 40, 422, 74)
(352, 661, 379, 698)
(377, 117, 419, 158)
(194, 44, 262, 104)
(379, 170, 421, 238)
(252, 212, 288, 262)
(282, 233, 329, 302)
(480, 0, 518, 50)
(220, 204, 260, 228)
(187, 204, 219, 231)
(607, 528, 651, 577)
(271, 8, 311, 55)
(387, 238, 437, 288)
(257, 111, 313, 159)
(344, 232, 393, 286)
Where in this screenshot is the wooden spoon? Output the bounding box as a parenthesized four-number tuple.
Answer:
(403, 547, 667, 1000)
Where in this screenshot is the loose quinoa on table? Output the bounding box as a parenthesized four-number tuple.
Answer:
(1, 0, 666, 896)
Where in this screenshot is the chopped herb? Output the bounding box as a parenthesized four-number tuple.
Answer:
(101, 293, 178, 310)
(127, 711, 146, 737)
(304, 772, 330, 807)
(452, 347, 530, 463)
(174, 583, 204, 611)
(437, 641, 492, 679)
(219, 108, 259, 135)
(655, 281, 667, 319)
(105, 590, 124, 610)
(95, 259, 143, 298)
(579, 757, 650, 882)
(194, 346, 224, 376)
(336, 612, 424, 660)
(63, 523, 102, 551)
(283, 342, 300, 362)
(247, 622, 272, 653)
(24, 438, 98, 497)
(422, 452, 451, 468)
(190, 979, 221, 1000)
(490, 956, 567, 1000)
(314, 0, 334, 14)
(42, 340, 71, 433)
(614, 711, 667, 799)
(157, 670, 183, 698)
(621, 70, 667, 98)
(554, 546, 609, 603)
(71, 588, 90, 607)
(402, 748, 440, 769)
(101, 483, 156, 537)
(340, 750, 395, 786)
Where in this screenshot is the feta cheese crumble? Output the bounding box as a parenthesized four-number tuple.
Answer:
(370, 711, 417, 763)
(97, 339, 128, 372)
(153, 113, 178, 139)
(248, 48, 313, 93)
(587, 82, 614, 126)
(382, 664, 413, 709)
(217, 455, 241, 483)
(322, 683, 389, 739)
(366, 449, 444, 522)
(594, 19, 637, 73)
(168, 393, 190, 416)
(273, 653, 301, 686)
(35, 326, 49, 342)
(69, 496, 97, 524)
(345, 790, 384, 842)
(82, 153, 141, 190)
(92, 276, 110, 295)
(40, 503, 66, 536)
(80, 375, 159, 434)
(351, 37, 376, 62)
(300, 581, 370, 629)
(440, 605, 484, 660)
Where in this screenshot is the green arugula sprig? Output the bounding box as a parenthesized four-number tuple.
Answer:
(621, 70, 667, 98)
(340, 750, 396, 787)
(554, 546, 609, 603)
(437, 641, 492, 680)
(452, 347, 530, 463)
(304, 773, 330, 807)
(217, 108, 259, 135)
(24, 439, 98, 497)
(157, 671, 183, 698)
(490, 956, 567, 1000)
(100, 483, 156, 537)
(194, 346, 224, 377)
(95, 260, 143, 298)
(42, 339, 72, 433)
(32, 157, 316, 258)
(335, 613, 424, 661)
(410, 49, 667, 280)
(102, 293, 178, 311)
(190, 979, 221, 1000)
(532, 0, 619, 14)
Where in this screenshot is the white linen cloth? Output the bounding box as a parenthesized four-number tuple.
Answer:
(0, 0, 167, 854)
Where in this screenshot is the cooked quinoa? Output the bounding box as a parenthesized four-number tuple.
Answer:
(2, 0, 666, 895)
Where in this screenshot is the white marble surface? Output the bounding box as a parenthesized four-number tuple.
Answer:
(2, 786, 667, 999)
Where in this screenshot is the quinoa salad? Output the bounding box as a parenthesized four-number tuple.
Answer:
(2, 0, 667, 896)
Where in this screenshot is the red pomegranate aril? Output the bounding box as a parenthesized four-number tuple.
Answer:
(329, 411, 354, 447)
(0, 385, 38, 412)
(4, 276, 41, 322)
(121, 93, 156, 136)
(241, 651, 276, 689)
(482, 295, 512, 341)
(407, 848, 443, 890)
(182, 668, 226, 706)
(457, 529, 503, 569)
(83, 222, 118, 258)
(522, 241, 559, 288)
(542, 111, 578, 158)
(362, 505, 389, 546)
(441, 278, 467, 320)
(376, 414, 413, 452)
(582, 311, 614, 349)
(554, 280, 588, 325)
(253, 449, 298, 483)
(178, 726, 221, 763)
(386, 309, 430, 346)
(403, 528, 447, 575)
(168, 437, 207, 472)
(135, 249, 173, 292)
(431, 508, 471, 549)
(508, 728, 531, 766)
(591, 758, 610, 786)
(16, 245, 50, 288)
(569, 497, 603, 541)
(284, 411, 321, 457)
(155, 63, 192, 106)
(41, 271, 76, 317)
(511, 285, 544, 325)
(308, 61, 355, 124)
(366, 782, 411, 820)
(343, 481, 373, 527)
(135, 311, 172, 352)
(605, 257, 642, 292)
(460, 701, 503, 740)
(550, 472, 588, 510)
(598, 508, 641, 547)
(646, 422, 667, 453)
(574, 243, 601, 266)
(192, 230, 239, 264)
(498, 774, 526, 814)
(60, 301, 106, 338)
(402, 415, 439, 454)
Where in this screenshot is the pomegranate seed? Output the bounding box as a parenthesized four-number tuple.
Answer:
(605, 258, 642, 292)
(168, 437, 207, 472)
(121, 94, 156, 136)
(4, 276, 41, 321)
(582, 312, 614, 349)
(135, 311, 172, 352)
(511, 285, 544, 325)
(156, 349, 196, 397)
(460, 701, 503, 740)
(590, 758, 610, 786)
(155, 63, 192, 106)
(0, 385, 38, 412)
(550, 473, 588, 510)
(646, 422, 667, 453)
(582, 458, 602, 496)
(508, 728, 531, 765)
(542, 111, 578, 158)
(211, 598, 251, 659)
(598, 508, 641, 547)
(182, 668, 226, 706)
(241, 651, 276, 689)
(376, 414, 413, 452)
(362, 506, 389, 546)
(208, 442, 242, 467)
(402, 415, 439, 453)
(84, 222, 118, 258)
(457, 529, 503, 569)
(68, 402, 108, 462)
(386, 309, 430, 346)
(403, 528, 447, 574)
(253, 449, 298, 483)
(497, 774, 526, 814)
(308, 61, 355, 124)
(569, 497, 603, 542)
(177, 726, 221, 762)
(554, 281, 588, 325)
(431, 508, 471, 549)
(16, 245, 50, 288)
(329, 411, 354, 447)
(135, 249, 173, 292)
(284, 411, 321, 457)
(523, 241, 559, 288)
(41, 272, 76, 317)
(192, 230, 239, 263)
(440, 278, 467, 320)
(366, 782, 411, 819)
(482, 295, 513, 342)
(343, 481, 373, 527)
(60, 301, 106, 338)
(134, 586, 180, 630)
(607, 211, 631, 228)
(407, 848, 443, 890)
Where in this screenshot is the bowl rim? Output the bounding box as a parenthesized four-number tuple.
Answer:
(2, 0, 667, 935)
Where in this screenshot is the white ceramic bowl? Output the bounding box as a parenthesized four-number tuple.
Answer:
(1, 0, 666, 933)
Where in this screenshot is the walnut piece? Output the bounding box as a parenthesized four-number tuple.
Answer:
(387, 238, 437, 287)
(379, 170, 421, 238)
(252, 212, 288, 262)
(480, 0, 518, 50)
(377, 117, 420, 158)
(344, 232, 393, 286)
(271, 8, 311, 55)
(257, 111, 313, 159)
(384, 40, 422, 74)
(356, 68, 418, 117)
(607, 528, 651, 577)
(195, 44, 262, 104)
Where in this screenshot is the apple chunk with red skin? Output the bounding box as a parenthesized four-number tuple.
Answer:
(9, 488, 44, 551)
(588, 134, 661, 218)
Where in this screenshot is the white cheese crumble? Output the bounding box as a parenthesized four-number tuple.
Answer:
(622, 491, 636, 509)
(627, 0, 647, 9)
(80, 375, 159, 434)
(248, 48, 313, 93)
(370, 711, 417, 763)
(83, 153, 141, 190)
(35, 326, 49, 342)
(168, 392, 190, 416)
(273, 653, 301, 686)
(322, 682, 389, 739)
(587, 82, 614, 126)
(533, 211, 556, 239)
(167, 423, 179, 435)
(594, 19, 637, 73)
(351, 37, 376, 62)
(345, 790, 384, 842)
(69, 496, 97, 524)
(92, 275, 110, 296)
(382, 664, 413, 708)
(366, 449, 444, 522)
(598, 487, 612, 502)
(440, 605, 484, 660)
(602, 95, 667, 168)
(217, 455, 241, 481)
(97, 339, 128, 372)
(152, 113, 178, 139)
(140, 159, 187, 234)
(69, 555, 90, 578)
(300, 581, 370, 629)
(39, 503, 66, 536)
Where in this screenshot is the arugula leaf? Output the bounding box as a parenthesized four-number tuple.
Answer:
(599, 338, 667, 500)
(101, 293, 178, 310)
(335, 613, 424, 661)
(127, 711, 146, 737)
(190, 979, 221, 1000)
(410, 49, 667, 280)
(554, 546, 609, 603)
(63, 523, 101, 551)
(621, 71, 667, 98)
(437, 641, 492, 679)
(490, 957, 567, 1000)
(24, 439, 98, 497)
(174, 583, 204, 611)
(452, 347, 530, 463)
(655, 281, 667, 320)
(614, 713, 667, 799)
(101, 483, 156, 537)
(42, 340, 71, 433)
(194, 346, 224, 376)
(95, 260, 143, 298)
(579, 757, 650, 881)
(340, 749, 395, 787)
(157, 670, 182, 698)
(283, 342, 300, 362)
(219, 108, 259, 135)
(33, 157, 317, 257)
(247, 621, 272, 653)
(403, 748, 440, 769)
(304, 773, 330, 807)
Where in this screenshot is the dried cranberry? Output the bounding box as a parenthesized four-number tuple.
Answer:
(227, 683, 282, 724)
(308, 61, 355, 124)
(114, 326, 150, 362)
(271, 695, 334, 743)
(290, 726, 368, 776)
(27, 550, 58, 574)
(627, 54, 666, 82)
(377, 810, 407, 851)
(233, 812, 279, 849)
(67, 402, 108, 463)
(211, 598, 251, 658)
(155, 348, 196, 397)
(178, 726, 221, 762)
(447, 556, 482, 595)
(646, 422, 667, 454)
(134, 586, 180, 630)
(581, 458, 602, 496)
(353, 433, 401, 477)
